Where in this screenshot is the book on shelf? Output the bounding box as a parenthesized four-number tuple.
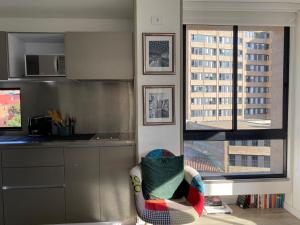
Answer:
(204, 203, 233, 215)
(237, 194, 285, 209)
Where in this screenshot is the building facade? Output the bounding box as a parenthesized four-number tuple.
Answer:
(185, 26, 284, 175)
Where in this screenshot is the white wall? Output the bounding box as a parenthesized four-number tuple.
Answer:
(0, 18, 132, 32)
(134, 0, 181, 158)
(284, 10, 300, 219)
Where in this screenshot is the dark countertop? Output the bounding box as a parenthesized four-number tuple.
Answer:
(0, 133, 135, 147)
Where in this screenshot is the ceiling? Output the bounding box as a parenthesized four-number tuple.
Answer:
(183, 0, 300, 12)
(0, 0, 133, 19)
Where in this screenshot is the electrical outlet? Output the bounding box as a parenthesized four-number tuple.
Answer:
(151, 16, 163, 25)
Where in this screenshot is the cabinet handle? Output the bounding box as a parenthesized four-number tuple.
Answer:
(2, 184, 65, 190)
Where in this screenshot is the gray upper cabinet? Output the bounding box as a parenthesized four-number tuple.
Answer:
(65, 32, 133, 80)
(65, 147, 100, 223)
(0, 32, 8, 80)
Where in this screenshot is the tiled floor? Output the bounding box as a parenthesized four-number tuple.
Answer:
(200, 205, 300, 225)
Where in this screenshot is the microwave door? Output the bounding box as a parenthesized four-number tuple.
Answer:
(39, 55, 58, 75)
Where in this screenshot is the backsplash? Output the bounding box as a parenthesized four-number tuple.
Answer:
(0, 79, 134, 135)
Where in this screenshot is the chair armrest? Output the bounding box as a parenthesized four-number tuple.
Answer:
(129, 165, 146, 217)
(184, 165, 205, 194)
(184, 166, 205, 216)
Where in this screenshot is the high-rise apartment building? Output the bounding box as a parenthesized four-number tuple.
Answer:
(186, 28, 279, 129)
(185, 26, 284, 175)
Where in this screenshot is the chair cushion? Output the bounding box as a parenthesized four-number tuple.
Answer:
(143, 198, 199, 224)
(141, 155, 184, 200)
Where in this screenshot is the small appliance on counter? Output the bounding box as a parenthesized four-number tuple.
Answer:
(28, 116, 52, 136)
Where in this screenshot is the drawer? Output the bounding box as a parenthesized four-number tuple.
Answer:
(2, 167, 64, 188)
(3, 188, 65, 225)
(2, 147, 64, 167)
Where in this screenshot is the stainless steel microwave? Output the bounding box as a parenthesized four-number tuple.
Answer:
(25, 54, 65, 77)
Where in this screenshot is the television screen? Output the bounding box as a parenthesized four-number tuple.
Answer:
(0, 89, 21, 128)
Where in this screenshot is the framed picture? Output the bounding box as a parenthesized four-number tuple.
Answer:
(143, 85, 175, 125)
(143, 33, 175, 75)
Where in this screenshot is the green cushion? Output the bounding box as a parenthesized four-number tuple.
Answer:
(141, 155, 184, 200)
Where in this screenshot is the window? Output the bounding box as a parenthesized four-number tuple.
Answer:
(191, 73, 217, 80)
(192, 34, 217, 43)
(252, 156, 258, 167)
(192, 47, 217, 56)
(219, 73, 232, 80)
(241, 155, 248, 167)
(192, 85, 217, 93)
(192, 60, 217, 68)
(246, 42, 269, 50)
(184, 25, 289, 179)
(246, 54, 269, 61)
(219, 36, 232, 44)
(192, 97, 217, 105)
(229, 155, 236, 166)
(219, 49, 234, 56)
(246, 64, 269, 72)
(264, 156, 271, 168)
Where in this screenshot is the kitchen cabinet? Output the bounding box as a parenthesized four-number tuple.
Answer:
(65, 32, 133, 80)
(0, 192, 3, 225)
(0, 143, 136, 224)
(2, 147, 64, 167)
(100, 145, 136, 221)
(0, 153, 3, 225)
(3, 188, 65, 225)
(65, 147, 100, 222)
(6, 33, 65, 79)
(0, 32, 8, 80)
(1, 147, 65, 225)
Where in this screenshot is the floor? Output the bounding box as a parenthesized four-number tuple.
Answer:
(200, 205, 300, 225)
(52, 205, 300, 225)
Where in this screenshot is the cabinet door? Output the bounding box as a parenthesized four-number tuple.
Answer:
(0, 32, 8, 80)
(100, 145, 136, 221)
(65, 32, 133, 80)
(0, 153, 3, 225)
(65, 147, 100, 222)
(3, 188, 65, 225)
(2, 147, 64, 167)
(0, 191, 3, 225)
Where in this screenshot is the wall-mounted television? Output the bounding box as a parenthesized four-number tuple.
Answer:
(0, 88, 21, 129)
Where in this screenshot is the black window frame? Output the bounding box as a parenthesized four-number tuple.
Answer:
(183, 25, 289, 180)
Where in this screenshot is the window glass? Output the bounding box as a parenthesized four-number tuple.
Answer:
(184, 25, 288, 179)
(186, 26, 233, 130)
(184, 140, 284, 177)
(238, 27, 284, 129)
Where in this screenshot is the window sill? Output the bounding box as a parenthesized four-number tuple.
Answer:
(203, 178, 291, 196)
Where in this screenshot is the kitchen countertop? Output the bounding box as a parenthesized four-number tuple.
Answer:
(0, 133, 135, 147)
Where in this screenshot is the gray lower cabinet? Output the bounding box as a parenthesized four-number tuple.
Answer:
(3, 188, 65, 225)
(65, 147, 100, 222)
(2, 147, 64, 167)
(0, 191, 3, 225)
(0, 144, 136, 224)
(100, 145, 136, 221)
(1, 146, 66, 225)
(0, 154, 3, 225)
